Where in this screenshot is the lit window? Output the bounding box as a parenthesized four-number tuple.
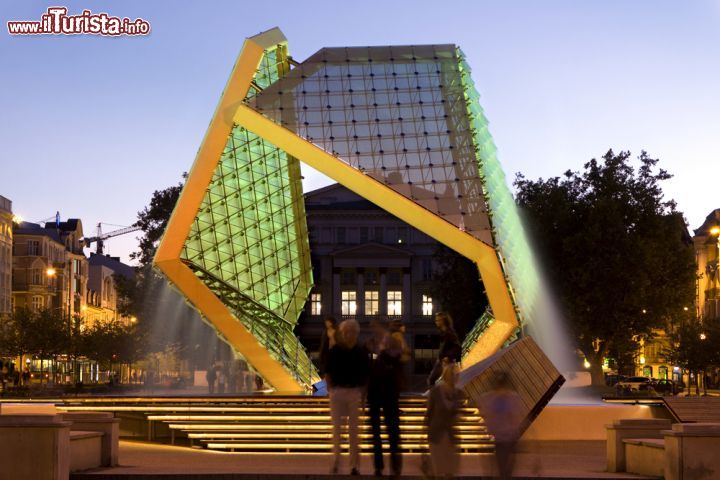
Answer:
(387, 291, 402, 315)
(311, 293, 322, 316)
(28, 240, 40, 256)
(422, 295, 433, 316)
(32, 268, 42, 285)
(341, 291, 357, 315)
(32, 295, 44, 312)
(365, 291, 379, 315)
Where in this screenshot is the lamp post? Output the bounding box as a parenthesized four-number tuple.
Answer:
(46, 261, 75, 384)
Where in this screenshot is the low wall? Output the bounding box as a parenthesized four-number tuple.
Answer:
(522, 404, 672, 441)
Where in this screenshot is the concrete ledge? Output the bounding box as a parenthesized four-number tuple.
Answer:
(606, 418, 671, 472)
(60, 412, 120, 467)
(664, 423, 720, 480)
(524, 404, 669, 441)
(624, 438, 665, 477)
(0, 403, 57, 415)
(70, 431, 103, 473)
(0, 414, 70, 480)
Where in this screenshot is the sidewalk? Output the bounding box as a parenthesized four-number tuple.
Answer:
(70, 440, 659, 479)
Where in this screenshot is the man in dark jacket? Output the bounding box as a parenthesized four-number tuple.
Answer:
(326, 319, 370, 475)
(367, 325, 405, 478)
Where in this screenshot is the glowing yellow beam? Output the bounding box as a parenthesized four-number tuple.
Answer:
(147, 415, 481, 422)
(153, 28, 310, 393)
(170, 423, 485, 431)
(204, 442, 491, 450)
(233, 104, 520, 362)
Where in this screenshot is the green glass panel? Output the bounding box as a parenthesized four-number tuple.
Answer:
(457, 49, 541, 332)
(178, 42, 316, 387)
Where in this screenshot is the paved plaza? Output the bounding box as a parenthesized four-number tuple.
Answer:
(70, 440, 658, 479)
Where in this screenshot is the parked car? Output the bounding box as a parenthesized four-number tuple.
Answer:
(652, 378, 679, 396)
(616, 376, 652, 391)
(605, 374, 627, 387)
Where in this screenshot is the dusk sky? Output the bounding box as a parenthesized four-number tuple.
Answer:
(2, 1, 719, 264)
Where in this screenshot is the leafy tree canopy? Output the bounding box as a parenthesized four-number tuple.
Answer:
(514, 150, 696, 384)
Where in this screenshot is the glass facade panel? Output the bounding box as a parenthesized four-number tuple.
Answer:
(249, 45, 494, 246)
(175, 40, 317, 387)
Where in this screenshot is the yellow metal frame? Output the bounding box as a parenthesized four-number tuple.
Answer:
(232, 106, 519, 367)
(155, 28, 519, 392)
(155, 29, 307, 393)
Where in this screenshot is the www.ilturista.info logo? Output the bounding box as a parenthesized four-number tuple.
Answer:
(7, 7, 150, 36)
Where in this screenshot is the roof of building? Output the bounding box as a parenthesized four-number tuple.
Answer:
(0, 195, 11, 214)
(88, 253, 135, 279)
(694, 208, 720, 236)
(14, 221, 64, 243)
(44, 218, 81, 232)
(305, 183, 380, 211)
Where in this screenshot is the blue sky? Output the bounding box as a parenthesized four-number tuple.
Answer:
(2, 0, 719, 263)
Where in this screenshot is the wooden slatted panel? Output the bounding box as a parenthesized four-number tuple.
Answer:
(458, 336, 564, 435)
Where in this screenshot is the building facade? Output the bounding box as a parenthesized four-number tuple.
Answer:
(12, 219, 88, 319)
(298, 184, 442, 378)
(694, 208, 720, 321)
(86, 253, 135, 326)
(0, 196, 12, 317)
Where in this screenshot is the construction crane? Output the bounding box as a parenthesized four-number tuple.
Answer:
(82, 223, 142, 255)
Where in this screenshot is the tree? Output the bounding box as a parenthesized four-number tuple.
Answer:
(666, 314, 720, 395)
(131, 178, 184, 266)
(430, 245, 488, 339)
(514, 150, 696, 385)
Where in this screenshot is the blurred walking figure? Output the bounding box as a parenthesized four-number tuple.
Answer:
(479, 371, 524, 480)
(205, 362, 217, 394)
(427, 312, 462, 387)
(424, 360, 464, 479)
(389, 320, 411, 363)
(326, 319, 370, 475)
(319, 316, 338, 376)
(368, 322, 405, 478)
(217, 365, 226, 394)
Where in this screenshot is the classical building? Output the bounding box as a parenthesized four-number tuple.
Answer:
(86, 253, 135, 326)
(297, 183, 442, 376)
(694, 208, 720, 320)
(0, 196, 12, 317)
(12, 219, 88, 319)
